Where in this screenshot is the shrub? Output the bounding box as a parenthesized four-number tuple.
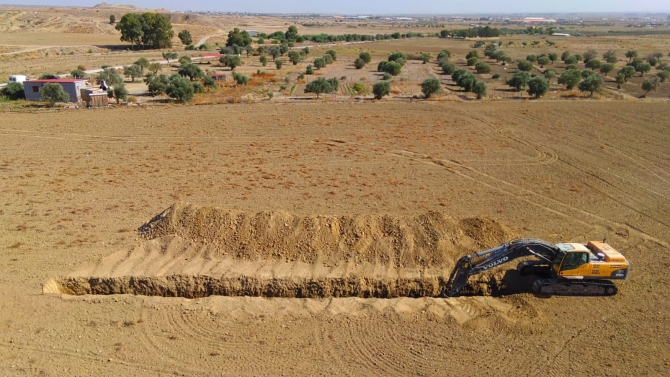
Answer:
(507, 71, 531, 91)
(166, 75, 194, 103)
(599, 63, 615, 77)
(421, 77, 441, 98)
(359, 51, 372, 63)
(372, 80, 391, 99)
(563, 55, 577, 65)
(71, 69, 86, 79)
(467, 57, 479, 66)
(558, 69, 582, 89)
(40, 83, 69, 106)
(586, 59, 602, 70)
(232, 72, 248, 85)
(492, 73, 501, 79)
(641, 77, 661, 97)
(517, 60, 533, 72)
(3, 82, 24, 100)
(475, 61, 491, 74)
(527, 76, 549, 98)
(472, 80, 487, 99)
(578, 75, 604, 96)
(383, 61, 402, 76)
(325, 49, 337, 61)
(441, 62, 457, 75)
(203, 76, 217, 90)
(354, 58, 365, 69)
(304, 77, 336, 98)
(192, 82, 205, 94)
(382, 72, 392, 80)
(537, 56, 551, 68)
(275, 59, 284, 69)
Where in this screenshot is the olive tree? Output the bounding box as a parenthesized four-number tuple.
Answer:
(40, 83, 69, 105)
(558, 69, 582, 89)
(517, 60, 533, 72)
(507, 71, 530, 91)
(166, 75, 194, 103)
(527, 76, 550, 98)
(472, 80, 487, 99)
(359, 51, 372, 64)
(123, 64, 142, 82)
(305, 77, 335, 98)
(641, 77, 661, 97)
(421, 77, 441, 98)
(578, 75, 604, 96)
(3, 82, 24, 100)
(372, 80, 390, 100)
(537, 56, 551, 68)
(599, 63, 615, 77)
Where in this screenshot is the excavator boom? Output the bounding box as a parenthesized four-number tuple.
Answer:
(444, 238, 558, 297)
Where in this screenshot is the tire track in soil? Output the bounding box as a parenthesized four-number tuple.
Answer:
(138, 306, 257, 375)
(321, 317, 447, 377)
(470, 116, 560, 167)
(458, 115, 669, 245)
(0, 339, 178, 376)
(391, 150, 668, 248)
(496, 111, 669, 202)
(608, 145, 670, 187)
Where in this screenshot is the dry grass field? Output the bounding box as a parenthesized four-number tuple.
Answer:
(1, 101, 669, 376)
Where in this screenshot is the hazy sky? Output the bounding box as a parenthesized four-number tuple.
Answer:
(3, 0, 669, 14)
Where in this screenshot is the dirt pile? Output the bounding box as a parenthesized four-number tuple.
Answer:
(138, 202, 515, 268)
(46, 202, 516, 298)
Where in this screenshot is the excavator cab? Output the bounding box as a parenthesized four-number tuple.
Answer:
(553, 248, 590, 277)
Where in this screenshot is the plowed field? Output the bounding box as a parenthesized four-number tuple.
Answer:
(1, 101, 669, 376)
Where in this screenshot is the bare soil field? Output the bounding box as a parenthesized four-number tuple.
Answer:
(0, 101, 669, 376)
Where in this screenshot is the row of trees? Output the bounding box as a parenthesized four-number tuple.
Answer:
(440, 26, 500, 38)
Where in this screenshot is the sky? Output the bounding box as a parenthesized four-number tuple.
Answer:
(1, 0, 668, 14)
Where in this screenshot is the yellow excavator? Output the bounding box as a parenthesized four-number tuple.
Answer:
(444, 239, 629, 297)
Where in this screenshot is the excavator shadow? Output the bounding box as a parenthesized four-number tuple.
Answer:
(462, 270, 542, 297)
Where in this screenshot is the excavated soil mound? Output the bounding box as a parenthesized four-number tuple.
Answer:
(46, 202, 516, 298)
(138, 202, 514, 268)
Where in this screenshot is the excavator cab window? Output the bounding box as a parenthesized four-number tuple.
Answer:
(560, 252, 589, 271)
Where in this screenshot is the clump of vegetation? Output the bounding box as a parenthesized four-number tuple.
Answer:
(305, 77, 338, 98)
(372, 80, 391, 100)
(421, 77, 441, 98)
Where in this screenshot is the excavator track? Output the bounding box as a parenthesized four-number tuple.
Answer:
(533, 278, 618, 297)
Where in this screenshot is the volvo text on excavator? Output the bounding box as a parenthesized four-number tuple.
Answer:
(444, 238, 629, 297)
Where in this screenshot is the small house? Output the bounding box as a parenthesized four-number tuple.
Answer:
(208, 73, 227, 82)
(80, 88, 109, 108)
(245, 30, 258, 37)
(23, 79, 88, 103)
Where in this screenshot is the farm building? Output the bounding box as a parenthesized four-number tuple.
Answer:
(208, 73, 227, 82)
(80, 88, 109, 108)
(245, 30, 257, 37)
(23, 79, 88, 103)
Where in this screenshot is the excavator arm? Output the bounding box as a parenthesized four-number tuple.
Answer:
(444, 238, 559, 297)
